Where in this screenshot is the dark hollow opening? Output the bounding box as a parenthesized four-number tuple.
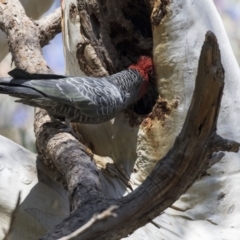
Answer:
(108, 0, 156, 115)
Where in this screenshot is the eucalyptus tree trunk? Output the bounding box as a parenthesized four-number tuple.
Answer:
(0, 0, 240, 240)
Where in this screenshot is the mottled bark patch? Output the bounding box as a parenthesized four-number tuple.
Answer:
(151, 0, 170, 26)
(69, 3, 78, 21)
(148, 97, 178, 121)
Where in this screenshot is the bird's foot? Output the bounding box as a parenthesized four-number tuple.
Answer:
(58, 118, 83, 142)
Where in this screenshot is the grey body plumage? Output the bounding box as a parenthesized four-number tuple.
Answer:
(0, 68, 144, 124)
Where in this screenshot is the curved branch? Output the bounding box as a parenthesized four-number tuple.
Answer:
(59, 205, 119, 240)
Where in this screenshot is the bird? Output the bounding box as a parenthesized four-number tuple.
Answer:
(0, 56, 154, 124)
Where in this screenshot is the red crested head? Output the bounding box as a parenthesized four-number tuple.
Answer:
(128, 56, 154, 81)
(128, 56, 154, 99)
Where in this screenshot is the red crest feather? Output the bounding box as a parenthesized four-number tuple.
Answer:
(128, 56, 154, 81)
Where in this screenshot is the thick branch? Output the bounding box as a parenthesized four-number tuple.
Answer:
(0, 0, 50, 73)
(0, 4, 61, 68)
(35, 120, 105, 211)
(37, 7, 62, 47)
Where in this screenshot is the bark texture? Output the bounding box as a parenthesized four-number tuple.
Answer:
(37, 7, 62, 47)
(0, 0, 54, 62)
(0, 0, 50, 73)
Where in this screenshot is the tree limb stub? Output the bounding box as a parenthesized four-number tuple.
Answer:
(42, 32, 239, 240)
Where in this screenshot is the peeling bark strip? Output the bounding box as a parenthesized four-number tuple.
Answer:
(41, 32, 240, 240)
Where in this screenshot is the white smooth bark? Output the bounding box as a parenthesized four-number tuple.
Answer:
(0, 135, 69, 240)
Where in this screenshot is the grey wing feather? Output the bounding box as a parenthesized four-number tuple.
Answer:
(26, 77, 123, 117)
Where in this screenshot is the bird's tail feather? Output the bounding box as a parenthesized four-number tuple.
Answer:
(8, 68, 66, 80)
(0, 84, 43, 99)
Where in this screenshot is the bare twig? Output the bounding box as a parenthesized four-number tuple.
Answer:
(58, 206, 119, 240)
